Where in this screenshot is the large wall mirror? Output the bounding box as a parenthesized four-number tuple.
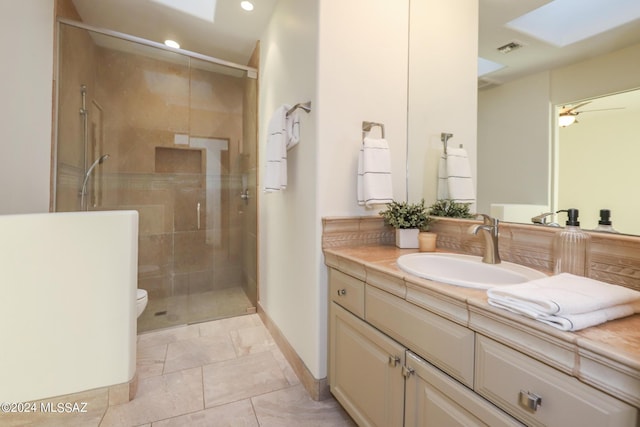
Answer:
(408, 0, 640, 236)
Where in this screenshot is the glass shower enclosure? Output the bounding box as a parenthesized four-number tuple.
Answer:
(54, 21, 258, 332)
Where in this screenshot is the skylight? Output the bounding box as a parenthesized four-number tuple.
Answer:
(478, 57, 505, 77)
(150, 0, 217, 22)
(506, 0, 640, 47)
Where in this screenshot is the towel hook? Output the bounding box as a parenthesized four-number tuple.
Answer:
(286, 101, 312, 118)
(441, 133, 453, 155)
(362, 121, 385, 141)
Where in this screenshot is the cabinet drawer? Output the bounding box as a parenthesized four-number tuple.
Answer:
(405, 351, 523, 427)
(366, 285, 475, 387)
(475, 335, 638, 427)
(330, 269, 365, 318)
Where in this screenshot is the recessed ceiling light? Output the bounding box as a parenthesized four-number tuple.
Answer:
(241, 1, 254, 11)
(164, 39, 180, 49)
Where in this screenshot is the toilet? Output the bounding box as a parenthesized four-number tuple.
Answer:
(137, 288, 148, 318)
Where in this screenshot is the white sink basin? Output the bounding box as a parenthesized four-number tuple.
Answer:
(396, 253, 547, 289)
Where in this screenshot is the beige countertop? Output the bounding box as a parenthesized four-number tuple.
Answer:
(324, 244, 640, 407)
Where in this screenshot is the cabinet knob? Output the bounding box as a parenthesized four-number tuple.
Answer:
(388, 355, 400, 367)
(519, 390, 542, 412)
(337, 289, 347, 296)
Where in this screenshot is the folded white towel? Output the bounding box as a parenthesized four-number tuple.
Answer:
(487, 273, 640, 331)
(357, 137, 393, 208)
(437, 148, 476, 212)
(265, 105, 289, 192)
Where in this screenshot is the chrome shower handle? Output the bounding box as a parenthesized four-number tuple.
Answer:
(197, 202, 201, 230)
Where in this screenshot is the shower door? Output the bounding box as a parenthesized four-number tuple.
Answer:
(55, 22, 258, 332)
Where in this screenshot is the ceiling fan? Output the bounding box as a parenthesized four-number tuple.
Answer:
(558, 101, 625, 127)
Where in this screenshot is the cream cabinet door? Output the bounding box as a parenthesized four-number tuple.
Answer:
(329, 302, 406, 427)
(404, 351, 523, 427)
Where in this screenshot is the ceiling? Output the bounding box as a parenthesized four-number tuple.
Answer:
(478, 0, 640, 87)
(70, 0, 640, 87)
(71, 0, 278, 65)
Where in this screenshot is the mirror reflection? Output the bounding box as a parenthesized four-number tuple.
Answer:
(554, 88, 640, 235)
(409, 0, 640, 236)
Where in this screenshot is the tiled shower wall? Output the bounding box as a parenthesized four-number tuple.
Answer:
(55, 14, 258, 327)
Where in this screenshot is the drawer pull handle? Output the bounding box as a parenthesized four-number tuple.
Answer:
(337, 289, 347, 296)
(519, 390, 542, 412)
(388, 355, 400, 367)
(402, 366, 415, 378)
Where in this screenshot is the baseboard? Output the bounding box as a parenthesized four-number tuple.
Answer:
(257, 302, 330, 401)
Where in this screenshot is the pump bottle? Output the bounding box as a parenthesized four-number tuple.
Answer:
(594, 209, 618, 233)
(553, 209, 591, 276)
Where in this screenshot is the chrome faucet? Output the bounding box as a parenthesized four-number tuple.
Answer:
(531, 211, 561, 227)
(471, 213, 501, 264)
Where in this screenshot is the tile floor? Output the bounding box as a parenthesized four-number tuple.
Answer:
(1, 314, 355, 426)
(138, 286, 256, 332)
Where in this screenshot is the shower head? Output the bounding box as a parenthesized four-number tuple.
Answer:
(86, 154, 110, 176)
(80, 153, 110, 210)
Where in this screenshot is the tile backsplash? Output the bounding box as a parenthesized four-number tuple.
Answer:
(322, 216, 640, 292)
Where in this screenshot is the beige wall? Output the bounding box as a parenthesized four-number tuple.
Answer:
(0, 1, 54, 214)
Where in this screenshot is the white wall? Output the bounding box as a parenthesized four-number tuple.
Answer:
(259, 0, 321, 377)
(259, 0, 409, 380)
(0, 211, 138, 402)
(407, 0, 478, 205)
(0, 1, 54, 214)
(317, 0, 409, 215)
(477, 43, 640, 218)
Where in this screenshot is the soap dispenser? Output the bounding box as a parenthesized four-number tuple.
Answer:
(594, 209, 619, 233)
(553, 209, 591, 276)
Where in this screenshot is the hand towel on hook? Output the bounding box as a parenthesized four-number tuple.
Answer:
(357, 137, 393, 207)
(438, 147, 476, 211)
(265, 105, 289, 192)
(286, 110, 300, 150)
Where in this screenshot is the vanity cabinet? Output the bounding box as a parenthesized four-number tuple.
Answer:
(327, 266, 638, 427)
(330, 302, 405, 427)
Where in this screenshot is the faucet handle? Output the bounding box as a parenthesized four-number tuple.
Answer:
(531, 211, 557, 225)
(476, 213, 498, 226)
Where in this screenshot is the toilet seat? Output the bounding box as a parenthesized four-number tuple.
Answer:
(136, 289, 148, 318)
(137, 288, 147, 301)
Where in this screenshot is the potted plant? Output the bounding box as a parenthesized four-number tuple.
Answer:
(427, 199, 475, 219)
(379, 200, 432, 249)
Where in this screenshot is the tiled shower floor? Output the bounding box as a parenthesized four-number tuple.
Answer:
(137, 286, 255, 333)
(1, 314, 355, 426)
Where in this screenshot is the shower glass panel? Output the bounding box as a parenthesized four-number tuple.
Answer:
(55, 23, 258, 332)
